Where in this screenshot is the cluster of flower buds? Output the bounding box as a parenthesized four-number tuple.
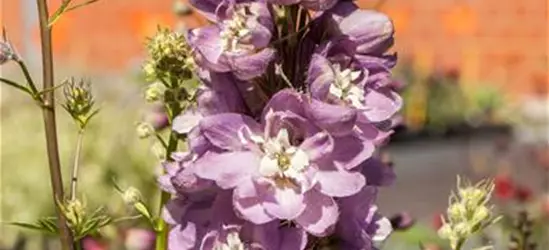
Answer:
(438, 177, 500, 250)
(62, 78, 98, 129)
(143, 28, 195, 83)
(152, 0, 402, 249)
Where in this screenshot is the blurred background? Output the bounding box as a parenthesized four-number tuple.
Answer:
(1, 0, 548, 249)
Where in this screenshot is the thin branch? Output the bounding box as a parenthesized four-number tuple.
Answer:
(0, 77, 31, 95)
(36, 0, 75, 248)
(65, 0, 100, 12)
(69, 130, 85, 201)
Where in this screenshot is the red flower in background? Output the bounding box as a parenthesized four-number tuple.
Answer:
(432, 213, 444, 230)
(494, 174, 515, 200)
(514, 185, 533, 203)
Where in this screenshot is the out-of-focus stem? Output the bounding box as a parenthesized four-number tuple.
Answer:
(36, 0, 74, 249)
(69, 130, 85, 201)
(155, 100, 182, 250)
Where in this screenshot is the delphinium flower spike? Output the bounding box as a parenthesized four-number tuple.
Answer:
(149, 0, 403, 249)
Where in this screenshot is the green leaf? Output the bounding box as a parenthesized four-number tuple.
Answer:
(473, 246, 493, 250)
(37, 217, 59, 234)
(134, 202, 152, 220)
(9, 220, 58, 235)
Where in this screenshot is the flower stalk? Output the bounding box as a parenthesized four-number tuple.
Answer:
(154, 97, 182, 250)
(36, 0, 74, 248)
(69, 130, 85, 201)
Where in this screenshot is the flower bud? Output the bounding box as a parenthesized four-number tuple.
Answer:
(0, 41, 15, 65)
(62, 78, 97, 128)
(472, 206, 490, 223)
(448, 203, 466, 220)
(437, 224, 452, 239)
(144, 28, 194, 81)
(62, 199, 86, 227)
(144, 82, 165, 103)
(122, 187, 143, 205)
(136, 122, 155, 139)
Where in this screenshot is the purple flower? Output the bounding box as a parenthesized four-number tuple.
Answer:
(187, 90, 370, 236)
(163, 189, 307, 250)
(335, 186, 393, 249)
(188, 1, 275, 80)
(307, 38, 401, 125)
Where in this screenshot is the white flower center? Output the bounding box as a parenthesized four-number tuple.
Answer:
(214, 231, 245, 250)
(256, 129, 309, 182)
(220, 6, 253, 53)
(329, 64, 365, 108)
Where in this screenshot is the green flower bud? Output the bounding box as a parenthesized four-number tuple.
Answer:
(122, 187, 142, 205)
(144, 82, 165, 103)
(62, 199, 86, 227)
(136, 122, 155, 139)
(472, 206, 490, 224)
(144, 27, 194, 81)
(62, 78, 98, 129)
(438, 224, 453, 239)
(448, 203, 467, 220)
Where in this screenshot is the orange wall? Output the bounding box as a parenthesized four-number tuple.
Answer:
(2, 0, 548, 95)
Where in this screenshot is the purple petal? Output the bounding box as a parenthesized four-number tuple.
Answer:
(307, 54, 334, 100)
(295, 190, 339, 236)
(173, 109, 203, 134)
(168, 224, 197, 250)
(189, 25, 225, 65)
(189, 0, 222, 21)
(262, 89, 305, 118)
(315, 169, 365, 197)
(333, 2, 395, 55)
(233, 179, 274, 224)
(305, 99, 357, 136)
(232, 48, 276, 80)
(193, 151, 260, 189)
(300, 132, 334, 162)
(361, 88, 402, 122)
(261, 186, 306, 220)
(199, 113, 261, 151)
(332, 134, 375, 170)
(279, 226, 308, 250)
(359, 157, 396, 187)
(300, 0, 338, 11)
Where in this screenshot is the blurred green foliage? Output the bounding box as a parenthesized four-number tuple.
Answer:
(1, 71, 157, 247)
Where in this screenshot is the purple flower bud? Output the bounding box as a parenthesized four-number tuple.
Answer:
(389, 212, 415, 231)
(313, 1, 395, 56)
(0, 41, 15, 65)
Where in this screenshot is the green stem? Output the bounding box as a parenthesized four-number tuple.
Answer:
(155, 101, 182, 250)
(17, 60, 41, 100)
(36, 0, 74, 249)
(453, 239, 465, 250)
(69, 130, 85, 201)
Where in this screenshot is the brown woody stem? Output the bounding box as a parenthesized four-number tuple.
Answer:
(36, 0, 75, 249)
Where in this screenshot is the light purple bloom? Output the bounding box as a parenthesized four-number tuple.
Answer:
(335, 186, 393, 249)
(307, 37, 401, 126)
(188, 90, 370, 236)
(163, 189, 307, 250)
(188, 1, 275, 80)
